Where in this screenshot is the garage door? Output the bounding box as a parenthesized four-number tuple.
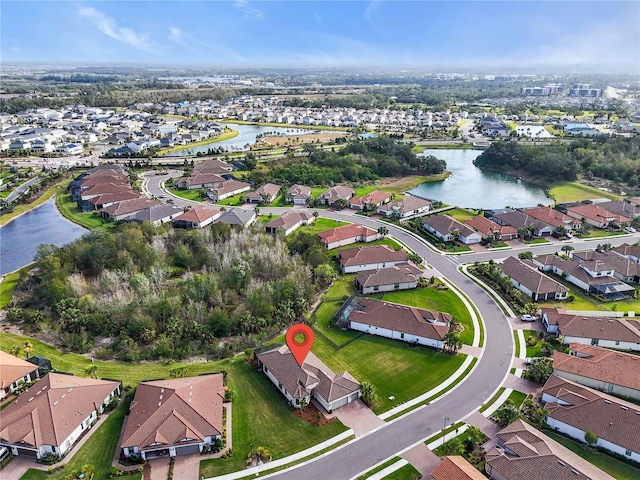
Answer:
(15, 447, 39, 458)
(330, 396, 349, 410)
(175, 444, 200, 456)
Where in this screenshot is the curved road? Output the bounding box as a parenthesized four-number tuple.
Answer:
(143, 171, 635, 479)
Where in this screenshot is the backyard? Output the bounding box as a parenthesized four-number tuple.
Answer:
(548, 182, 622, 204)
(56, 191, 114, 232)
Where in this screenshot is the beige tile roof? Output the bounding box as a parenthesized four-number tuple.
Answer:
(542, 308, 640, 343)
(0, 373, 120, 449)
(101, 198, 160, 217)
(192, 159, 233, 174)
(543, 375, 640, 454)
(356, 266, 421, 288)
(121, 374, 225, 450)
(348, 297, 451, 341)
(245, 183, 281, 201)
(349, 190, 392, 206)
(0, 351, 39, 390)
(173, 205, 221, 224)
(567, 204, 631, 224)
(431, 455, 486, 480)
(339, 245, 408, 268)
(485, 419, 614, 480)
(553, 344, 640, 391)
(265, 211, 314, 231)
(423, 215, 477, 238)
(500, 256, 568, 296)
(317, 223, 378, 245)
(286, 184, 311, 200)
(209, 179, 251, 197)
(464, 215, 517, 237)
(379, 196, 432, 214)
(319, 186, 355, 203)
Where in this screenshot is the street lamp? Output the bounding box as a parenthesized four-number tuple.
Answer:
(443, 416, 450, 448)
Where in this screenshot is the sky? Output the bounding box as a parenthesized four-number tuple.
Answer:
(2, 1, 639, 71)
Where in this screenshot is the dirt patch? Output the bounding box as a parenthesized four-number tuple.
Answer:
(257, 132, 347, 148)
(292, 402, 336, 427)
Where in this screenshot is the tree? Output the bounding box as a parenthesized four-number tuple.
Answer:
(522, 303, 539, 315)
(518, 251, 533, 260)
(377, 226, 389, 238)
(85, 365, 98, 379)
(23, 341, 33, 359)
(525, 357, 553, 383)
(443, 331, 462, 354)
(333, 198, 348, 210)
(10, 345, 21, 357)
(494, 400, 520, 426)
(299, 397, 308, 412)
(360, 382, 377, 407)
(584, 430, 598, 446)
(561, 245, 574, 255)
(169, 365, 188, 378)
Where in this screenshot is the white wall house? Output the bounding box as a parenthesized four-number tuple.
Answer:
(349, 320, 444, 349)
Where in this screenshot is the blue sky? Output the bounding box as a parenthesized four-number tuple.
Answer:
(2, 1, 638, 70)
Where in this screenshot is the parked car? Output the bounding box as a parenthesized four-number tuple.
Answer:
(625, 226, 636, 233)
(525, 357, 534, 365)
(520, 314, 537, 322)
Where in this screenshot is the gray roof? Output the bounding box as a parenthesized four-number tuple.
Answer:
(423, 215, 477, 238)
(500, 257, 569, 295)
(356, 266, 421, 288)
(125, 204, 184, 223)
(215, 208, 256, 227)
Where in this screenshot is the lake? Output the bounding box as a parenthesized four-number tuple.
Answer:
(165, 123, 318, 156)
(0, 198, 86, 275)
(409, 149, 552, 209)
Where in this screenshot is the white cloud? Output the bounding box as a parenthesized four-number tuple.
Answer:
(168, 26, 183, 43)
(233, 0, 264, 19)
(78, 6, 152, 51)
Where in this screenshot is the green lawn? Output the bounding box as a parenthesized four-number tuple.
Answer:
(577, 229, 627, 239)
(299, 217, 349, 235)
(354, 457, 403, 480)
(22, 394, 141, 480)
(544, 430, 640, 480)
(324, 275, 358, 299)
(507, 390, 527, 408)
(523, 238, 550, 245)
(312, 333, 466, 414)
(445, 207, 480, 223)
(313, 300, 360, 345)
(216, 191, 249, 206)
(199, 360, 348, 478)
(353, 185, 392, 198)
(56, 191, 113, 232)
(548, 182, 622, 204)
(1, 265, 32, 309)
(168, 186, 203, 201)
(382, 463, 421, 480)
(524, 330, 542, 357)
(480, 388, 505, 412)
(0, 176, 73, 226)
(513, 331, 521, 357)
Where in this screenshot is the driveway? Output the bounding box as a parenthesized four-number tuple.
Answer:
(333, 400, 385, 437)
(148, 457, 170, 480)
(173, 455, 201, 480)
(0, 456, 36, 480)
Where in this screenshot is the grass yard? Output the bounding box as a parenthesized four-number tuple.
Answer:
(548, 182, 622, 204)
(578, 229, 627, 239)
(381, 463, 421, 480)
(523, 238, 550, 245)
(324, 275, 358, 299)
(312, 300, 360, 345)
(332, 238, 404, 257)
(354, 457, 403, 480)
(507, 390, 527, 408)
(56, 191, 113, 232)
(168, 186, 203, 201)
(157, 128, 239, 155)
(544, 430, 640, 480)
(524, 330, 543, 357)
(1, 265, 32, 309)
(353, 185, 392, 198)
(298, 217, 349, 235)
(445, 207, 480, 223)
(379, 287, 475, 345)
(216, 191, 249, 206)
(312, 333, 466, 414)
(22, 394, 140, 480)
(199, 360, 348, 478)
(480, 388, 505, 412)
(0, 176, 73, 226)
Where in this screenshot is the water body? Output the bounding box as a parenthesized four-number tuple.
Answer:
(165, 123, 317, 156)
(0, 198, 86, 275)
(409, 149, 552, 209)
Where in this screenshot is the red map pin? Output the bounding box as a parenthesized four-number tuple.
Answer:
(286, 323, 315, 366)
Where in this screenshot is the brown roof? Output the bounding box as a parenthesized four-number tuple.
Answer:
(173, 205, 221, 224)
(101, 198, 160, 217)
(543, 375, 640, 454)
(423, 215, 477, 238)
(500, 257, 568, 296)
(566, 204, 631, 224)
(356, 266, 421, 288)
(521, 206, 575, 228)
(257, 346, 359, 402)
(87, 190, 139, 206)
(80, 175, 129, 189)
(265, 211, 314, 231)
(533, 255, 626, 290)
(180, 173, 226, 187)
(486, 419, 614, 480)
(597, 200, 640, 217)
(245, 183, 280, 201)
(209, 179, 251, 197)
(349, 190, 392, 206)
(613, 243, 640, 258)
(81, 182, 132, 196)
(542, 308, 640, 343)
(0, 373, 120, 449)
(0, 351, 39, 390)
(339, 244, 408, 268)
(192, 158, 233, 174)
(379, 196, 432, 214)
(121, 374, 225, 450)
(553, 344, 640, 392)
(319, 185, 354, 203)
(286, 184, 311, 200)
(317, 223, 378, 245)
(431, 456, 486, 480)
(464, 215, 517, 237)
(348, 297, 451, 341)
(572, 250, 640, 277)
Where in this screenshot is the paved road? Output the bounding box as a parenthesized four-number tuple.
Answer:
(5, 176, 40, 203)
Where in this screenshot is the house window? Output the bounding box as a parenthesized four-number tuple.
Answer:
(374, 286, 379, 291)
(400, 333, 404, 339)
(615, 340, 620, 346)
(625, 450, 632, 457)
(394, 283, 400, 290)
(278, 382, 283, 390)
(591, 338, 599, 345)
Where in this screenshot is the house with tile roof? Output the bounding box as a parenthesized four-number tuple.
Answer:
(553, 344, 640, 401)
(521, 206, 581, 232)
(491, 210, 556, 237)
(264, 211, 315, 236)
(214, 208, 257, 228)
(317, 223, 380, 249)
(123, 204, 184, 226)
(431, 455, 485, 480)
(596, 200, 640, 218)
(355, 265, 422, 294)
(338, 244, 409, 273)
(317, 185, 355, 206)
(256, 346, 360, 412)
(0, 352, 39, 400)
(206, 179, 252, 201)
(339, 297, 451, 349)
(285, 184, 312, 205)
(464, 215, 518, 241)
(499, 256, 569, 301)
(120, 374, 225, 460)
(542, 375, 640, 463)
(423, 215, 482, 245)
(175, 173, 227, 190)
(0, 373, 121, 459)
(541, 308, 640, 351)
(348, 190, 392, 210)
(377, 196, 432, 218)
(572, 250, 640, 284)
(484, 418, 614, 480)
(566, 204, 631, 228)
(612, 243, 640, 264)
(172, 206, 222, 229)
(100, 198, 161, 221)
(245, 183, 281, 204)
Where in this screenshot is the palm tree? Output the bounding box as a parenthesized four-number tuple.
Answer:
(442, 331, 462, 354)
(561, 245, 574, 256)
(10, 345, 21, 357)
(85, 365, 99, 379)
(23, 341, 33, 359)
(377, 226, 389, 238)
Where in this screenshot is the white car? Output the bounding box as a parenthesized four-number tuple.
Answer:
(520, 314, 537, 322)
(625, 226, 636, 233)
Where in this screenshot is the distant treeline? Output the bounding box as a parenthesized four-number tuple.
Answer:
(474, 136, 640, 186)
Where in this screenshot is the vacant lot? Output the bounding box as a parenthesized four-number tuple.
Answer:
(260, 132, 347, 147)
(548, 182, 621, 203)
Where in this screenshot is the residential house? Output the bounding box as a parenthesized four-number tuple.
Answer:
(206, 180, 251, 201)
(464, 215, 518, 241)
(124, 204, 184, 226)
(338, 297, 451, 349)
(553, 344, 640, 401)
(264, 211, 315, 236)
(431, 456, 485, 480)
(256, 346, 360, 412)
(0, 373, 121, 459)
(423, 215, 482, 244)
(0, 352, 39, 400)
(348, 190, 392, 211)
(542, 375, 640, 463)
(317, 223, 380, 250)
(521, 206, 581, 233)
(214, 208, 257, 228)
(484, 418, 614, 480)
(245, 183, 280, 204)
(55, 143, 83, 155)
(596, 200, 640, 218)
(338, 245, 409, 273)
(572, 250, 640, 284)
(354, 265, 422, 294)
(540, 308, 640, 351)
(500, 256, 569, 301)
(317, 186, 355, 206)
(566, 204, 631, 228)
(613, 243, 640, 264)
(491, 210, 555, 237)
(285, 184, 312, 205)
(377, 196, 432, 218)
(85, 190, 140, 211)
(532, 254, 635, 299)
(192, 158, 233, 175)
(119, 374, 225, 460)
(172, 206, 222, 229)
(100, 198, 161, 221)
(175, 173, 226, 190)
